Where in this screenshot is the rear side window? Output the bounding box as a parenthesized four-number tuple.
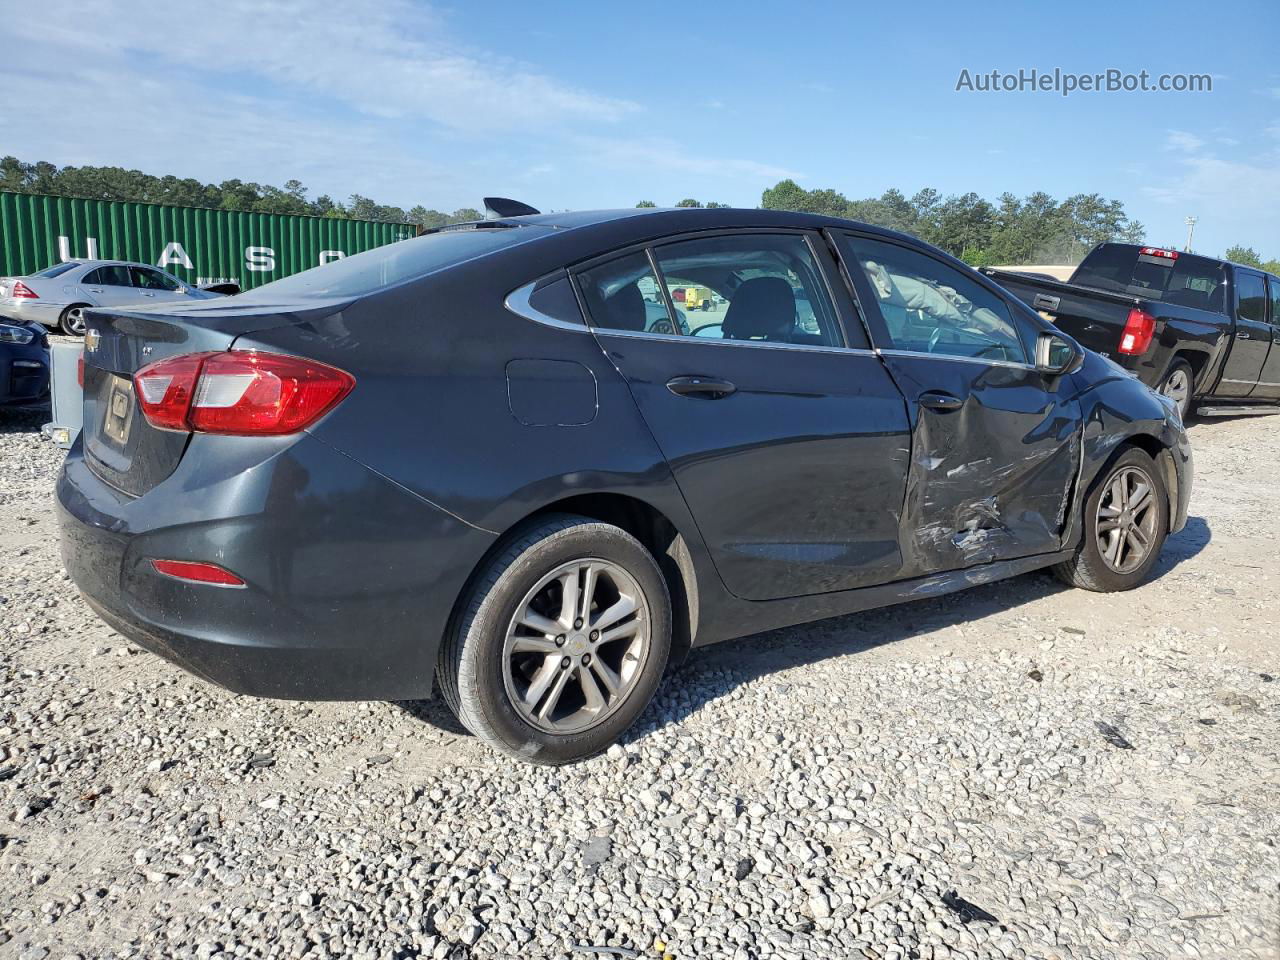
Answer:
(34, 262, 79, 279)
(236, 226, 547, 300)
(85, 265, 132, 286)
(1073, 245, 1226, 314)
(577, 252, 675, 335)
(1236, 272, 1267, 323)
(1271, 278, 1280, 326)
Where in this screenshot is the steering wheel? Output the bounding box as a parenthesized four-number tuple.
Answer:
(693, 322, 724, 338)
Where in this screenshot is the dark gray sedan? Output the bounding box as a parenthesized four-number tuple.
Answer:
(0, 260, 223, 335)
(56, 206, 1191, 764)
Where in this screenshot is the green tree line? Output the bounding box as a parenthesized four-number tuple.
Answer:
(1224, 246, 1280, 276)
(0, 156, 480, 228)
(759, 179, 1149, 266)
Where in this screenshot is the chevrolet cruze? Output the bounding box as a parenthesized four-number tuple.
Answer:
(57, 206, 1191, 763)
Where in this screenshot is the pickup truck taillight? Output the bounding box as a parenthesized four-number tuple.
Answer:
(133, 350, 355, 435)
(1118, 308, 1156, 355)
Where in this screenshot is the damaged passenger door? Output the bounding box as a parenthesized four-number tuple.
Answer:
(834, 232, 1083, 575)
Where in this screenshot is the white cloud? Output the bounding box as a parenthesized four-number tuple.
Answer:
(1164, 130, 1205, 153)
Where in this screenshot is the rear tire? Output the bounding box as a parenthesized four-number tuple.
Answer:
(1053, 447, 1169, 592)
(439, 514, 671, 764)
(1157, 359, 1193, 422)
(58, 304, 89, 337)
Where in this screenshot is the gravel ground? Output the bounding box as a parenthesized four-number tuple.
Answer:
(1, 407, 1277, 960)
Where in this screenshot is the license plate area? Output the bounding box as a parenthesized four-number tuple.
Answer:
(102, 374, 135, 447)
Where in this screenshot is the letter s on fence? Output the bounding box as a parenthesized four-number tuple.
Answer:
(245, 246, 276, 272)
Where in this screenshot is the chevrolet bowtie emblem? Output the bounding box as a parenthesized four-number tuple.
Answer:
(84, 329, 101, 352)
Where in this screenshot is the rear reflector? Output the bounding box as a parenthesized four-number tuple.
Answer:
(1118, 308, 1157, 355)
(11, 281, 38, 299)
(150, 559, 246, 586)
(133, 350, 355, 435)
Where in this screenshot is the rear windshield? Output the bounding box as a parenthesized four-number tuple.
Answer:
(33, 262, 80, 279)
(1072, 244, 1226, 314)
(234, 225, 547, 301)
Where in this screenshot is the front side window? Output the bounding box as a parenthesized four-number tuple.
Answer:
(1236, 272, 1267, 323)
(132, 267, 181, 291)
(839, 234, 1027, 363)
(651, 234, 844, 347)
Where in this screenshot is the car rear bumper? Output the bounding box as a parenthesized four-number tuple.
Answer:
(56, 432, 496, 700)
(0, 298, 64, 328)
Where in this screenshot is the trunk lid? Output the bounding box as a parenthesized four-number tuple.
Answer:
(81, 297, 348, 497)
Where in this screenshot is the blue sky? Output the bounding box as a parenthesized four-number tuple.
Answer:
(7, 0, 1279, 258)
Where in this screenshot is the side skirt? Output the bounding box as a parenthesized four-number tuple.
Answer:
(693, 549, 1075, 647)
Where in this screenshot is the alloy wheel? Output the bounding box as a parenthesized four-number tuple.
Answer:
(1095, 465, 1159, 574)
(1160, 368, 1190, 418)
(64, 306, 87, 336)
(502, 558, 651, 734)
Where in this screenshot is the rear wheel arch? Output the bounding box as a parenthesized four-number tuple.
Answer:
(446, 493, 699, 675)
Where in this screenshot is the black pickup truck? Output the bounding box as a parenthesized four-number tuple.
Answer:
(986, 243, 1280, 419)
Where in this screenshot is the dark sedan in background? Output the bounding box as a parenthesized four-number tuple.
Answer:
(56, 206, 1190, 763)
(0, 317, 49, 407)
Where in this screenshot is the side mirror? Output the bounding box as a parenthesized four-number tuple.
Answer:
(1035, 331, 1082, 376)
(176, 286, 189, 295)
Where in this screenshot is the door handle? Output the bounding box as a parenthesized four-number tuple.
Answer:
(918, 391, 963, 411)
(1238, 331, 1251, 340)
(666, 375, 736, 399)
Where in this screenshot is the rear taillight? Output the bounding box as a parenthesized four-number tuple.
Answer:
(11, 281, 38, 299)
(133, 351, 355, 435)
(1118, 308, 1156, 355)
(151, 559, 246, 587)
(77, 353, 84, 387)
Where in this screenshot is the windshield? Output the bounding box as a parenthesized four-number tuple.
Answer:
(234, 225, 549, 301)
(1073, 245, 1226, 314)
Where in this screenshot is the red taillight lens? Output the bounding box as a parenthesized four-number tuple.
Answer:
(77, 353, 84, 387)
(133, 352, 210, 430)
(132, 351, 355, 435)
(11, 281, 38, 299)
(151, 559, 246, 586)
(1118, 308, 1156, 355)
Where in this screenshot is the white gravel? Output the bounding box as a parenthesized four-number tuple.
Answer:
(1, 406, 1277, 960)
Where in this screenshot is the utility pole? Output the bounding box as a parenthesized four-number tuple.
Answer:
(1184, 216, 1197, 252)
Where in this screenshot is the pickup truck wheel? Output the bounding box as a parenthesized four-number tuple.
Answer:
(1157, 360, 1193, 421)
(1053, 447, 1169, 592)
(438, 514, 671, 764)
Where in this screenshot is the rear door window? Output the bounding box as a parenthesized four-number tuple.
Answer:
(85, 266, 132, 287)
(1072, 245, 1226, 313)
(1270, 277, 1280, 326)
(1236, 272, 1267, 323)
(577, 252, 675, 335)
(650, 233, 845, 347)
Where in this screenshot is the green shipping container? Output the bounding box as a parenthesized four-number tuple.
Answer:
(0, 192, 415, 290)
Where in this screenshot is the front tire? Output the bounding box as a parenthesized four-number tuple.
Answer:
(1053, 447, 1169, 592)
(439, 515, 671, 764)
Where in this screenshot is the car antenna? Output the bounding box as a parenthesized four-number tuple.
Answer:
(483, 197, 541, 219)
